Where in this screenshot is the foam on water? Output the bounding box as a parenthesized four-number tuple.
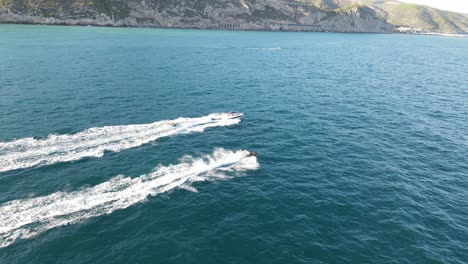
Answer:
(0, 113, 241, 173)
(0, 148, 259, 248)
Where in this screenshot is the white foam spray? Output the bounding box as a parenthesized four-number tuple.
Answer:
(0, 148, 259, 248)
(0, 113, 241, 172)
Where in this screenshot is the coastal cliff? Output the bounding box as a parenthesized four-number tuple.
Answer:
(0, 0, 393, 33)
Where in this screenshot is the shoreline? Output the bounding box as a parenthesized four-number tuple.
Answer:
(1, 21, 467, 37)
(403, 32, 468, 37)
(0, 21, 387, 34)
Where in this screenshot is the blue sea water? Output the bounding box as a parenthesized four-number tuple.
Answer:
(0, 24, 467, 263)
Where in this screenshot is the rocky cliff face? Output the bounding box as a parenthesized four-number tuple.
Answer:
(0, 0, 393, 33)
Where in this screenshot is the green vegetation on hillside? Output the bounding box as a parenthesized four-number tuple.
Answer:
(0, 0, 131, 19)
(92, 0, 130, 19)
(335, 3, 360, 13)
(302, 0, 468, 33)
(354, 0, 468, 33)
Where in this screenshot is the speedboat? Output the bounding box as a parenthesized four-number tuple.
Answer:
(210, 112, 244, 121)
(227, 112, 243, 119)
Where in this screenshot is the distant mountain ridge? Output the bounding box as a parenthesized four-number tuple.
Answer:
(0, 0, 467, 33)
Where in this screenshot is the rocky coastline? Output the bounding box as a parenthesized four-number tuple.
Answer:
(0, 1, 393, 33)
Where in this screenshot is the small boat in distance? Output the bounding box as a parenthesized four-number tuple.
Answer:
(210, 112, 244, 121)
(227, 112, 243, 119)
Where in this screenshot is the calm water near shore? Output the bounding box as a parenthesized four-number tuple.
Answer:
(0, 24, 467, 263)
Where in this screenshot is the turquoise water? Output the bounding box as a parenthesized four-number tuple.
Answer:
(0, 24, 467, 263)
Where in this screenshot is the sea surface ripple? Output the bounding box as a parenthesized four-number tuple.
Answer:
(0, 25, 467, 264)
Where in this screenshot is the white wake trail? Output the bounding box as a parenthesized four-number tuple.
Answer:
(0, 113, 241, 172)
(0, 148, 259, 248)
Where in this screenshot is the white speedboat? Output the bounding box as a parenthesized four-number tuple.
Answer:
(227, 112, 243, 119)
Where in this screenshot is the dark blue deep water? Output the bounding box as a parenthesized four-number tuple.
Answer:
(0, 24, 467, 263)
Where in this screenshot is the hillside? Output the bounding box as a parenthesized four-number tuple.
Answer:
(309, 0, 468, 33)
(0, 0, 392, 33)
(365, 1, 468, 33)
(1, 0, 466, 33)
